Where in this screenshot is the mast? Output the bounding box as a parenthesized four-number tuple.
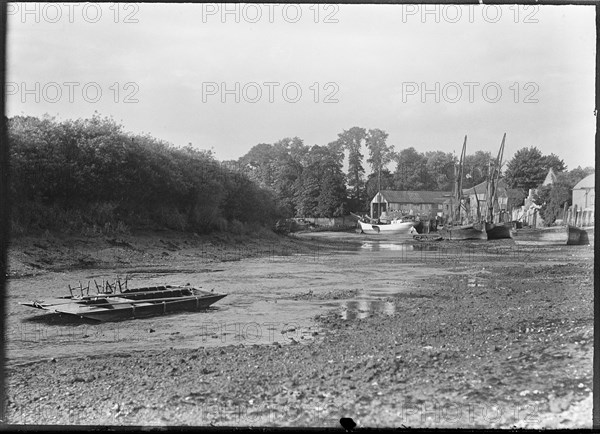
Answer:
(377, 164, 381, 218)
(495, 133, 506, 221)
(488, 133, 506, 223)
(486, 159, 492, 222)
(455, 136, 467, 225)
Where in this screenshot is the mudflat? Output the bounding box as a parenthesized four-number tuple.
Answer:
(5, 230, 593, 428)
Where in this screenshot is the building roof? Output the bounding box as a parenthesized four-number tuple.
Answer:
(376, 190, 452, 204)
(462, 179, 508, 196)
(542, 168, 558, 186)
(573, 173, 595, 190)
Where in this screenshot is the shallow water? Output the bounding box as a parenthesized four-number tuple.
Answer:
(5, 233, 529, 366)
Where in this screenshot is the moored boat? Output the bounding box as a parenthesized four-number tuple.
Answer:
(439, 223, 487, 240)
(21, 283, 227, 322)
(357, 219, 415, 235)
(413, 233, 443, 242)
(441, 135, 487, 241)
(485, 222, 514, 240)
(513, 225, 592, 245)
(482, 134, 512, 240)
(568, 226, 592, 245)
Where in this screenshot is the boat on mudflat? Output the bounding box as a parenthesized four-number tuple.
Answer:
(485, 222, 515, 240)
(513, 225, 593, 245)
(357, 219, 415, 235)
(21, 283, 227, 322)
(439, 224, 487, 241)
(480, 134, 512, 241)
(413, 233, 443, 242)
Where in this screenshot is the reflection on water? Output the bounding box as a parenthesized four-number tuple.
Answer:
(360, 241, 469, 256)
(340, 299, 396, 320)
(361, 242, 414, 252)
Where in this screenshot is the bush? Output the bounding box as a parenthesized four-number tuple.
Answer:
(8, 114, 280, 236)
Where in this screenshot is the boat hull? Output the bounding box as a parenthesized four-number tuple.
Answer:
(358, 220, 415, 235)
(21, 285, 227, 322)
(439, 224, 486, 240)
(72, 294, 227, 322)
(485, 223, 514, 240)
(413, 233, 443, 242)
(567, 226, 592, 245)
(513, 226, 593, 245)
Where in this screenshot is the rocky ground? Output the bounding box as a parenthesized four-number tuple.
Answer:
(4, 230, 594, 428)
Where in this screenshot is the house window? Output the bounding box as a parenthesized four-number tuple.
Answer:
(438, 204, 443, 210)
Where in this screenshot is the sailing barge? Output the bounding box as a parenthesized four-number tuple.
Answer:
(21, 280, 227, 322)
(441, 135, 487, 241)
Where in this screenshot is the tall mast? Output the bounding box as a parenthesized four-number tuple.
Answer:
(378, 164, 381, 218)
(455, 135, 467, 224)
(496, 133, 506, 220)
(488, 133, 506, 222)
(486, 159, 492, 222)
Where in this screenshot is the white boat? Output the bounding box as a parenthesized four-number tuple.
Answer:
(357, 219, 415, 235)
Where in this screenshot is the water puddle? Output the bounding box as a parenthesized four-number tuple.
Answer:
(340, 299, 396, 320)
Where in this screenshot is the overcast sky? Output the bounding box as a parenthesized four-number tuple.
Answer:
(6, 3, 596, 170)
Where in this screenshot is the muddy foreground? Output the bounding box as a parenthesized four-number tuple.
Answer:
(4, 230, 594, 428)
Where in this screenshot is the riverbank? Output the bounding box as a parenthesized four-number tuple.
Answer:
(5, 231, 593, 428)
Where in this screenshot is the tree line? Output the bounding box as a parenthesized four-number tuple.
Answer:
(8, 115, 592, 233)
(238, 128, 484, 216)
(238, 126, 592, 221)
(8, 114, 281, 234)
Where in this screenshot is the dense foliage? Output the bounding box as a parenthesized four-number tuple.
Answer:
(335, 127, 367, 210)
(504, 146, 566, 192)
(9, 114, 281, 234)
(239, 139, 347, 218)
(10, 115, 583, 231)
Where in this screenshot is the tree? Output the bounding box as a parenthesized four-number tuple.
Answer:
(562, 166, 594, 187)
(272, 137, 309, 217)
(365, 129, 393, 175)
(542, 153, 567, 174)
(393, 147, 431, 190)
(462, 151, 492, 189)
(365, 128, 393, 211)
(8, 114, 281, 234)
(295, 145, 346, 217)
(504, 146, 566, 191)
(533, 182, 570, 225)
(425, 151, 456, 191)
(238, 143, 277, 189)
(336, 127, 367, 210)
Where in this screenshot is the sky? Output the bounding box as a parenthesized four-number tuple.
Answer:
(6, 3, 596, 171)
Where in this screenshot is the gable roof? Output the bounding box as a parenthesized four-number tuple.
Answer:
(377, 190, 452, 204)
(573, 173, 594, 190)
(543, 168, 558, 186)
